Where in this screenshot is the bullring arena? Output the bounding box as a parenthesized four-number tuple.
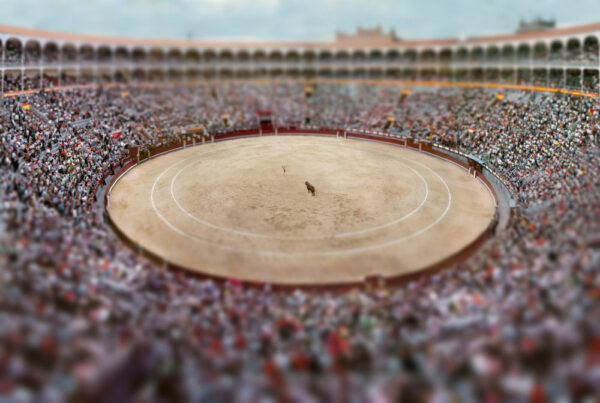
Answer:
(108, 134, 496, 284)
(4, 14, 600, 400)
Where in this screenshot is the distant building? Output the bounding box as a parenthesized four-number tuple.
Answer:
(516, 18, 556, 33)
(336, 26, 400, 44)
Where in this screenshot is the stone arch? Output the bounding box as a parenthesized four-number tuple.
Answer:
(115, 47, 129, 63)
(566, 38, 581, 60)
(501, 45, 515, 61)
(517, 43, 530, 61)
(470, 47, 484, 62)
(5, 38, 23, 64)
(43, 42, 59, 64)
(583, 36, 599, 61)
(533, 42, 548, 60)
(550, 41, 563, 60)
(79, 44, 95, 62)
(97, 46, 112, 63)
(132, 48, 147, 63)
(485, 46, 500, 61)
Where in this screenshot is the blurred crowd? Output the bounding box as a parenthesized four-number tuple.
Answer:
(1, 83, 599, 402)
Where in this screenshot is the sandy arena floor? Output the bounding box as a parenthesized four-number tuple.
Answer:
(108, 135, 496, 284)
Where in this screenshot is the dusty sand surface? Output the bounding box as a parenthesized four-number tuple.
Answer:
(108, 135, 496, 284)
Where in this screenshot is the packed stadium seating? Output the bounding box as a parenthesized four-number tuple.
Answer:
(0, 82, 599, 401)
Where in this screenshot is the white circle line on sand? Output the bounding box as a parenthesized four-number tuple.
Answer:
(168, 146, 429, 240)
(148, 139, 452, 257)
(320, 159, 452, 256)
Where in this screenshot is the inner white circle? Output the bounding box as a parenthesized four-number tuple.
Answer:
(148, 136, 453, 256)
(169, 143, 429, 240)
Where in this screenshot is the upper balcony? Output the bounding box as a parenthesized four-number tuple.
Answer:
(0, 24, 597, 95)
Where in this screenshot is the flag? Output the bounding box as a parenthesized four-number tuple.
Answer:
(399, 88, 412, 103)
(383, 116, 395, 130)
(496, 93, 505, 101)
(111, 130, 122, 140)
(22, 102, 31, 111)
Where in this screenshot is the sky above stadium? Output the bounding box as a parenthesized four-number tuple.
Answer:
(1, 0, 600, 41)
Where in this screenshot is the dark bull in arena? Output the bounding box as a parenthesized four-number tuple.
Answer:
(305, 181, 316, 196)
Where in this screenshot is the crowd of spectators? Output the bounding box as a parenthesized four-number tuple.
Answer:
(1, 83, 599, 402)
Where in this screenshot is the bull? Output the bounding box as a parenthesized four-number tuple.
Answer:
(305, 181, 315, 196)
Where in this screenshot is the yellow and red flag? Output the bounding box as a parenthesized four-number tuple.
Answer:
(22, 102, 31, 111)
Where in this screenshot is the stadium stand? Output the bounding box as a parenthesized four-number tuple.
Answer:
(0, 82, 599, 401)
